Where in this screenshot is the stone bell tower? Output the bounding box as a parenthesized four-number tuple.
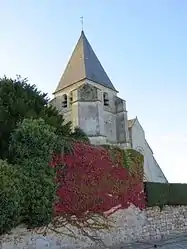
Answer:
(51, 31, 130, 146)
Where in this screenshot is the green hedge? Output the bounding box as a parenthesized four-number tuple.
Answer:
(144, 182, 187, 207)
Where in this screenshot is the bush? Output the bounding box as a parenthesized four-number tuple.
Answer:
(144, 182, 187, 207)
(18, 158, 56, 227)
(0, 160, 24, 234)
(9, 118, 64, 227)
(10, 118, 60, 164)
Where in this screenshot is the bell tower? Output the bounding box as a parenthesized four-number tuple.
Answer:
(51, 31, 130, 146)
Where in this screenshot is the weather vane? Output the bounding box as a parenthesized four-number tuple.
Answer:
(80, 16, 84, 31)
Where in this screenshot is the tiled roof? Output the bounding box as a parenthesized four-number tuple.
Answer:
(54, 31, 117, 93)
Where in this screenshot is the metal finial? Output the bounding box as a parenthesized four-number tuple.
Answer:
(80, 16, 84, 31)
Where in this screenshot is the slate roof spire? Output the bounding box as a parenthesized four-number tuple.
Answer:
(54, 31, 117, 93)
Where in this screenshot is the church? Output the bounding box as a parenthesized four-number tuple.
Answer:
(50, 30, 168, 183)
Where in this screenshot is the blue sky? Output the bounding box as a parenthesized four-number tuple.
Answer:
(0, 1, 187, 183)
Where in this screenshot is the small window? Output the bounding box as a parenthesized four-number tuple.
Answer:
(62, 94, 67, 108)
(69, 92, 73, 104)
(103, 92, 109, 106)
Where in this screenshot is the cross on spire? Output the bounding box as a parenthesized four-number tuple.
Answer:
(80, 16, 84, 31)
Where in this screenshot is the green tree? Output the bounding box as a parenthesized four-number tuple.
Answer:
(0, 76, 71, 160)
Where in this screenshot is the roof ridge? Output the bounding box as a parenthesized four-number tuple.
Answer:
(82, 31, 87, 80)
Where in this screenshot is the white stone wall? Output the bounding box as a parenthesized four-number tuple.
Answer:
(130, 119, 167, 183)
(53, 79, 118, 144)
(77, 101, 101, 136)
(2, 205, 187, 249)
(103, 111, 117, 143)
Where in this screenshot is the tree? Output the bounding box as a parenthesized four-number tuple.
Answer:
(0, 76, 72, 160)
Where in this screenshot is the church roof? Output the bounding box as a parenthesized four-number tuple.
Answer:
(54, 31, 117, 93)
(128, 118, 136, 128)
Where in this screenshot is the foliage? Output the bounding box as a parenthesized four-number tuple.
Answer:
(0, 75, 145, 244)
(0, 76, 72, 160)
(49, 142, 145, 244)
(51, 142, 145, 221)
(0, 160, 24, 234)
(125, 148, 144, 179)
(71, 126, 90, 143)
(39, 104, 72, 137)
(100, 145, 144, 180)
(144, 182, 187, 208)
(10, 118, 63, 164)
(9, 118, 66, 227)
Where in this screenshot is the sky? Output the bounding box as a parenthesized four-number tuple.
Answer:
(0, 0, 187, 183)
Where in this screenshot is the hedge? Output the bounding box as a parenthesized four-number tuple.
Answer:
(144, 182, 187, 207)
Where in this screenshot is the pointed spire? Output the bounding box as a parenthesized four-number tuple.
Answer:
(54, 31, 117, 93)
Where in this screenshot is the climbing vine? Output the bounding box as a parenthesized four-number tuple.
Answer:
(51, 142, 145, 221)
(100, 145, 144, 180)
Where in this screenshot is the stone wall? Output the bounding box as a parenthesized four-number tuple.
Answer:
(129, 118, 168, 183)
(1, 205, 187, 249)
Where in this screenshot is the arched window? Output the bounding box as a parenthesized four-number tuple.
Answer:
(62, 94, 67, 108)
(103, 92, 109, 106)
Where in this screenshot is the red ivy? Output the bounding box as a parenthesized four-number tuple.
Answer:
(51, 142, 145, 219)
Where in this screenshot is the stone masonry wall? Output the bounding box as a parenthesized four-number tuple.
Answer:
(1, 205, 187, 249)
